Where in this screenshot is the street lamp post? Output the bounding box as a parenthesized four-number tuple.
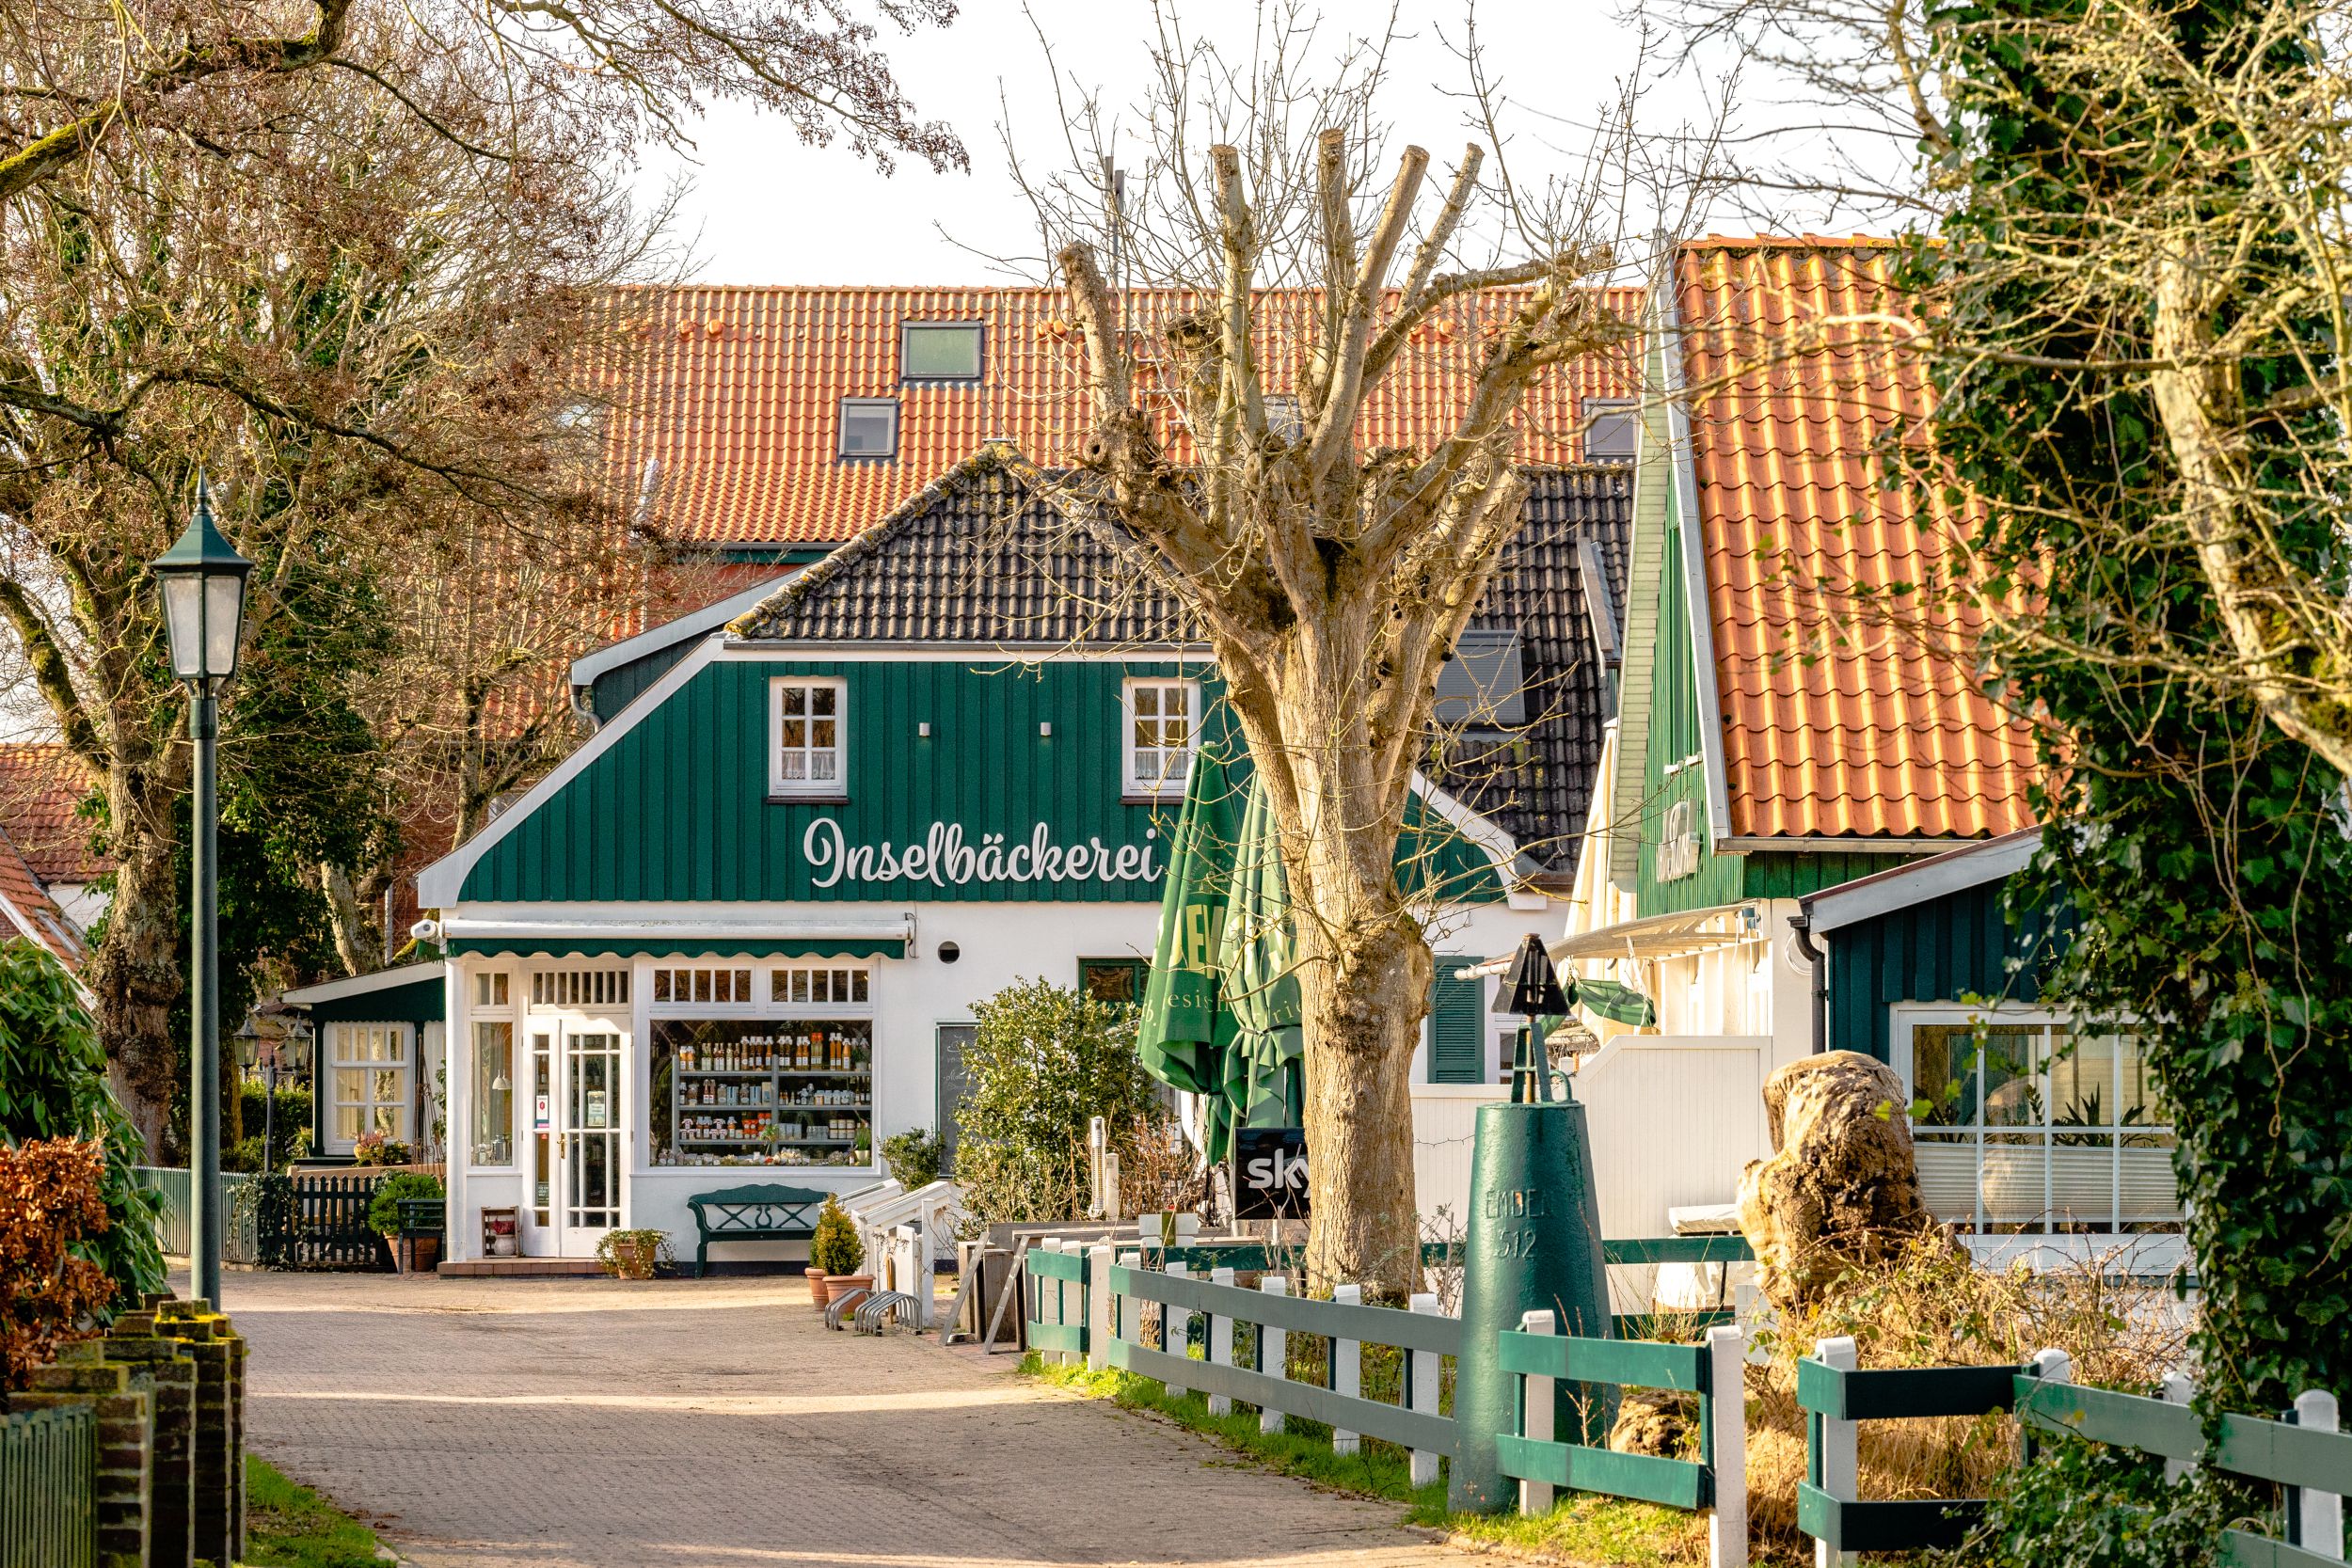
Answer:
(151, 478, 253, 1308)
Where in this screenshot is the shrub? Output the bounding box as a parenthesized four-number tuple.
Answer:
(364, 1172, 445, 1236)
(0, 1137, 116, 1388)
(954, 977, 1172, 1226)
(1937, 1434, 2236, 1568)
(233, 1084, 311, 1169)
(0, 940, 166, 1310)
(880, 1126, 943, 1189)
(809, 1196, 863, 1275)
(1740, 1229, 2189, 1560)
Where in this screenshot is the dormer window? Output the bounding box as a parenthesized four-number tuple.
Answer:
(1582, 400, 1639, 461)
(1263, 395, 1304, 443)
(902, 322, 984, 382)
(838, 398, 899, 459)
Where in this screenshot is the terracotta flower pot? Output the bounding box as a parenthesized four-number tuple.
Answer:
(828, 1273, 874, 1309)
(806, 1268, 831, 1307)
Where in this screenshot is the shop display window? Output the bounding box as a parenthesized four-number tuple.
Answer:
(651, 1017, 873, 1167)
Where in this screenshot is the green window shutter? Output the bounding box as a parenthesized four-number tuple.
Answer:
(1429, 960, 1486, 1085)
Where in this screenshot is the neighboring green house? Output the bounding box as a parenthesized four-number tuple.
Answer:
(1528, 236, 2179, 1262)
(280, 962, 448, 1164)
(407, 448, 1633, 1265)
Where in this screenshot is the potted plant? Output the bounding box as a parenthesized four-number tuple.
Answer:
(596, 1228, 671, 1280)
(880, 1126, 943, 1189)
(807, 1196, 866, 1308)
(352, 1130, 413, 1168)
(364, 1171, 446, 1273)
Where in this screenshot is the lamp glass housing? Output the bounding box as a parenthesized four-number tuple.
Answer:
(152, 487, 253, 684)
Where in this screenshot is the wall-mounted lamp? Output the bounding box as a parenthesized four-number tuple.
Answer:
(918, 721, 931, 738)
(1039, 721, 1053, 737)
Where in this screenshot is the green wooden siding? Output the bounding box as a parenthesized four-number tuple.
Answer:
(1428, 958, 1486, 1084)
(462, 656, 1503, 907)
(1745, 851, 1919, 902)
(1823, 875, 2067, 1062)
(1635, 523, 1743, 913)
(308, 975, 445, 1026)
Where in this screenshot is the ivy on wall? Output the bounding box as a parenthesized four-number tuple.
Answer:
(1912, 0, 2352, 1409)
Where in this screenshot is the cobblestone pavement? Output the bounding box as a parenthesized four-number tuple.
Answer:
(219, 1269, 1468, 1568)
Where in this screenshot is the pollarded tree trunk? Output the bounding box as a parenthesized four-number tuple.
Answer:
(1040, 122, 1630, 1302)
(87, 823, 184, 1162)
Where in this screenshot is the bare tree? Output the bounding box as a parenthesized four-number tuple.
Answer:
(0, 18, 676, 1150)
(0, 0, 964, 208)
(1002, 6, 1723, 1291)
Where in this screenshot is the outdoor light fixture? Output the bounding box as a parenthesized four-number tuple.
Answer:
(151, 475, 254, 1310)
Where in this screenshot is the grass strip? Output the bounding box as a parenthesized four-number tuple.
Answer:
(240, 1453, 391, 1568)
(1021, 1354, 1709, 1565)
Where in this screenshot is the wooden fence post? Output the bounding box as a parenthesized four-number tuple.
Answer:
(1087, 1245, 1114, 1373)
(1331, 1284, 1362, 1456)
(1165, 1262, 1192, 1400)
(1518, 1309, 1557, 1517)
(1259, 1276, 1289, 1434)
(1707, 1323, 1748, 1568)
(1207, 1267, 1236, 1416)
(1116, 1251, 1141, 1358)
(1408, 1292, 1443, 1489)
(2162, 1370, 2196, 1483)
(2022, 1348, 2072, 1464)
(1813, 1336, 1859, 1568)
(2294, 1390, 2343, 1561)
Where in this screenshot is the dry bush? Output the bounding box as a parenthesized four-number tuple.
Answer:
(1740, 1231, 2191, 1560)
(0, 1137, 116, 1388)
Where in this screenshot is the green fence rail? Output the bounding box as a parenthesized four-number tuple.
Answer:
(0, 1404, 96, 1568)
(1021, 1233, 1748, 1560)
(1798, 1338, 2351, 1565)
(1493, 1316, 1747, 1566)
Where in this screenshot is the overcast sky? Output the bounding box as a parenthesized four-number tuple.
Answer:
(632, 0, 1788, 286)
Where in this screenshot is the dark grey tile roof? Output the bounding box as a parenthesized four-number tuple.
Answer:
(1432, 467, 1631, 873)
(730, 449, 1630, 874)
(727, 448, 1196, 646)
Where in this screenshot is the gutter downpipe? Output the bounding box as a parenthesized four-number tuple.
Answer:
(1788, 912, 1827, 1055)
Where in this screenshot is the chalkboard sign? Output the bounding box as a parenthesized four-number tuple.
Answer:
(1233, 1127, 1311, 1219)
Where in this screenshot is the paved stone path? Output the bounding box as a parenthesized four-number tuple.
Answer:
(219, 1269, 1469, 1567)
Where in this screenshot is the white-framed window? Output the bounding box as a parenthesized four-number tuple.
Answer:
(1124, 677, 1198, 796)
(1895, 1006, 2179, 1235)
(1263, 394, 1304, 443)
(473, 971, 510, 1009)
(326, 1022, 412, 1152)
(528, 969, 630, 1009)
(901, 321, 984, 382)
(653, 966, 756, 1006)
(771, 677, 847, 797)
(471, 1021, 515, 1166)
(838, 397, 898, 458)
(1582, 398, 1639, 461)
(771, 963, 871, 1006)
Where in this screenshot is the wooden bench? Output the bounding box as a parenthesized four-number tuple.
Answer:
(685, 1183, 828, 1278)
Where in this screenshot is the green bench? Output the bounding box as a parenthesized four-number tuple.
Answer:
(685, 1182, 829, 1278)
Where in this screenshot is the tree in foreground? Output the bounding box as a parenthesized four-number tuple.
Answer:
(1674, 0, 2352, 1404)
(1007, 12, 1709, 1291)
(1912, 0, 2352, 1409)
(3, 0, 962, 1151)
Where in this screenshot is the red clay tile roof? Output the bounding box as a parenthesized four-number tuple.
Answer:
(1673, 237, 2038, 842)
(596, 285, 1644, 546)
(0, 742, 109, 883)
(0, 826, 89, 968)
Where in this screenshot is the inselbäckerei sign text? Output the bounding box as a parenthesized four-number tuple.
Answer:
(803, 817, 1165, 891)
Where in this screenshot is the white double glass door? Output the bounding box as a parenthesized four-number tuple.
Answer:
(527, 1021, 628, 1256)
